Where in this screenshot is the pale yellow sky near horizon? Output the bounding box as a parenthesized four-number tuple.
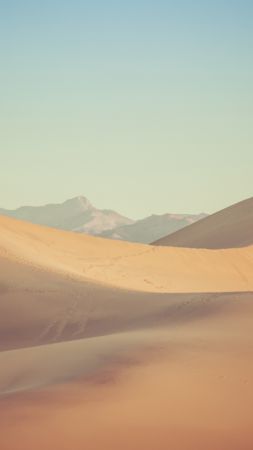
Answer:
(1, 1, 252, 218)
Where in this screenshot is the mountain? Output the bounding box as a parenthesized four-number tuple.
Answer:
(98, 213, 207, 244)
(0, 197, 206, 243)
(0, 196, 134, 235)
(153, 197, 253, 248)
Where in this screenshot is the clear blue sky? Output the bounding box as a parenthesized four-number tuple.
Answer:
(1, 0, 252, 218)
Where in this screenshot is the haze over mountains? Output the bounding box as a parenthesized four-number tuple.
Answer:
(99, 212, 207, 243)
(0, 196, 206, 244)
(0, 196, 133, 235)
(154, 196, 253, 248)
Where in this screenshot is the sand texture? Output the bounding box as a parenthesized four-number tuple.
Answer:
(0, 214, 253, 450)
(154, 196, 253, 248)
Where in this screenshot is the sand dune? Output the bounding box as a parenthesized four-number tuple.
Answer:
(1, 214, 253, 351)
(1, 293, 253, 450)
(154, 196, 253, 248)
(0, 214, 253, 450)
(1, 214, 253, 295)
(0, 291, 252, 395)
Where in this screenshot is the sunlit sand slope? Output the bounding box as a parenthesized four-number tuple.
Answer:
(1, 214, 253, 294)
(0, 214, 253, 351)
(0, 214, 253, 450)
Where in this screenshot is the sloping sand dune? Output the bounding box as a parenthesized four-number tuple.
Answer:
(0, 214, 253, 450)
(0, 291, 252, 395)
(154, 196, 253, 248)
(1, 292, 253, 450)
(1, 214, 253, 296)
(1, 214, 253, 351)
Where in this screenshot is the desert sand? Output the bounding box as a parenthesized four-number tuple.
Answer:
(154, 196, 253, 248)
(0, 214, 253, 450)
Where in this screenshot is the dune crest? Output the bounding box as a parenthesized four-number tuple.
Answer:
(154, 196, 253, 248)
(0, 214, 253, 450)
(1, 214, 253, 294)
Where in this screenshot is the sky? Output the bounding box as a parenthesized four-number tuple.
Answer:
(1, 0, 252, 219)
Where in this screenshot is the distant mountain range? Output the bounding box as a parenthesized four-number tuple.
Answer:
(0, 196, 133, 234)
(154, 197, 253, 248)
(0, 196, 207, 244)
(99, 212, 207, 243)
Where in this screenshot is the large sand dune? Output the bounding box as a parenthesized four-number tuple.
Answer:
(154, 196, 253, 248)
(1, 214, 253, 295)
(0, 214, 253, 450)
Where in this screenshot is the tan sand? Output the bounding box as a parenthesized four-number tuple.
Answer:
(1, 299, 253, 450)
(154, 196, 253, 248)
(1, 214, 253, 295)
(1, 214, 253, 351)
(0, 215, 253, 450)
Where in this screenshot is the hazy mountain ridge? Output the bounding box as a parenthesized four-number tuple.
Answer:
(0, 196, 207, 243)
(0, 196, 134, 235)
(98, 212, 207, 243)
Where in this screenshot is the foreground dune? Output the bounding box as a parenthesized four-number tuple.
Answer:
(1, 296, 253, 450)
(1, 291, 251, 395)
(0, 215, 253, 450)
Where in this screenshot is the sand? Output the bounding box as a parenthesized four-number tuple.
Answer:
(154, 196, 253, 248)
(0, 214, 253, 450)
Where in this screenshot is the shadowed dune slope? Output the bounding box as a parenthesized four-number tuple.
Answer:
(1, 291, 253, 450)
(0, 291, 252, 395)
(153, 196, 253, 248)
(2, 254, 230, 351)
(0, 214, 253, 352)
(1, 214, 253, 450)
